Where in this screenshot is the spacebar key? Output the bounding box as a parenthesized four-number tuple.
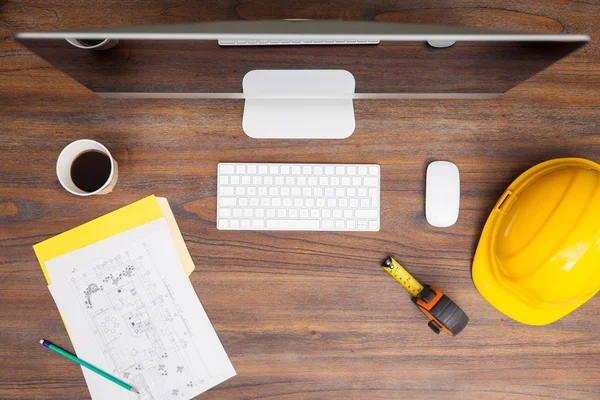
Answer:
(266, 220, 321, 230)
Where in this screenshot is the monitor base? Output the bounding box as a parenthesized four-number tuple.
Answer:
(242, 70, 356, 139)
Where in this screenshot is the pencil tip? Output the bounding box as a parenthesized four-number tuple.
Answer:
(39, 339, 44, 344)
(131, 388, 139, 394)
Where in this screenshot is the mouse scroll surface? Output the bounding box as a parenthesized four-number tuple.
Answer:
(426, 161, 460, 227)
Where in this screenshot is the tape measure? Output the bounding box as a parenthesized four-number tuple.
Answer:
(383, 256, 469, 336)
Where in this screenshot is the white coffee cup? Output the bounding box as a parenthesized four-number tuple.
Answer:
(56, 139, 118, 196)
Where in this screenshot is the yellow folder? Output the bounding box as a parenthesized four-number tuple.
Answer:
(33, 195, 195, 284)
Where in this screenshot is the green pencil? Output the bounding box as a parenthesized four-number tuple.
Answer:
(40, 339, 138, 394)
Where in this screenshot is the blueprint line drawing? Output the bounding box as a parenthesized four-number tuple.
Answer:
(67, 237, 208, 399)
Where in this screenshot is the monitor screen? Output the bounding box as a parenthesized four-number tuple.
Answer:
(16, 20, 588, 98)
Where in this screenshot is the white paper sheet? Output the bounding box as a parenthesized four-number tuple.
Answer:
(46, 218, 235, 400)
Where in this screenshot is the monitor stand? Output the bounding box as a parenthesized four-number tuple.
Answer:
(242, 70, 356, 139)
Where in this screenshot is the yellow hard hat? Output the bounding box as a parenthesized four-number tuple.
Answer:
(472, 158, 600, 325)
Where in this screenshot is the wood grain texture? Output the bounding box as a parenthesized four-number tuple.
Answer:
(1, 1, 600, 399)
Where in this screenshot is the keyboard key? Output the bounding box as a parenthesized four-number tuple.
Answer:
(230, 176, 240, 184)
(272, 198, 282, 207)
(355, 209, 378, 219)
(281, 187, 290, 196)
(344, 209, 353, 218)
(269, 165, 279, 174)
(335, 220, 345, 229)
(333, 210, 342, 218)
(300, 209, 309, 218)
(350, 199, 359, 207)
(331, 177, 340, 186)
(358, 188, 367, 197)
(302, 187, 312, 197)
(306, 198, 315, 207)
(297, 176, 307, 185)
(277, 209, 286, 217)
(264, 176, 273, 185)
(219, 176, 229, 184)
(247, 165, 257, 174)
(317, 198, 326, 207)
(292, 187, 301, 196)
(239, 198, 248, 206)
(236, 187, 245, 196)
(275, 176, 285, 185)
(292, 166, 301, 174)
(219, 164, 235, 174)
(319, 177, 329, 186)
(250, 198, 259, 207)
(363, 177, 378, 187)
(259, 165, 268, 174)
(241, 219, 251, 228)
(242, 176, 251, 185)
(294, 198, 303, 207)
(358, 221, 367, 229)
(308, 177, 318, 186)
(219, 208, 232, 217)
(336, 166, 345, 175)
(261, 198, 270, 207)
(286, 177, 295, 185)
(267, 209, 276, 218)
(314, 166, 324, 175)
(369, 221, 379, 230)
(281, 165, 290, 174)
(247, 187, 257, 196)
(327, 199, 337, 207)
(325, 166, 335, 175)
(358, 166, 367, 175)
(252, 219, 265, 228)
(289, 209, 298, 218)
(322, 220, 334, 229)
(283, 198, 293, 207)
(336, 188, 345, 197)
(220, 187, 234, 196)
(322, 209, 331, 218)
(347, 187, 356, 197)
(233, 208, 242, 217)
(244, 208, 253, 217)
(220, 198, 236, 206)
(269, 187, 278, 196)
(341, 177, 350, 186)
(266, 219, 320, 230)
(361, 198, 370, 207)
(339, 199, 348, 208)
(256, 209, 265, 217)
(347, 220, 356, 229)
(218, 219, 228, 228)
(253, 176, 262, 185)
(314, 188, 323, 197)
(259, 187, 268, 196)
(230, 219, 240, 228)
(369, 166, 379, 176)
(310, 209, 320, 218)
(347, 166, 356, 175)
(236, 165, 246, 174)
(303, 166, 312, 174)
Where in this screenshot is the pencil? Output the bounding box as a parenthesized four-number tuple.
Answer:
(40, 339, 138, 394)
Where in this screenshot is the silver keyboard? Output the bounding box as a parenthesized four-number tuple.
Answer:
(217, 163, 380, 231)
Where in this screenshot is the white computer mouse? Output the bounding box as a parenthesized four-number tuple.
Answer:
(426, 161, 460, 227)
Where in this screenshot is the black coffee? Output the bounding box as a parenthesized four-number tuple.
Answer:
(70, 150, 112, 193)
(77, 39, 105, 47)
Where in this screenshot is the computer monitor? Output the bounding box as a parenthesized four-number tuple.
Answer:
(16, 20, 588, 139)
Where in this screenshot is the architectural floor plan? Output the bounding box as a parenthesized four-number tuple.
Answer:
(46, 218, 235, 399)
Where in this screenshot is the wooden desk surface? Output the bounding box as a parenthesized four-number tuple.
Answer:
(1, 1, 599, 399)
